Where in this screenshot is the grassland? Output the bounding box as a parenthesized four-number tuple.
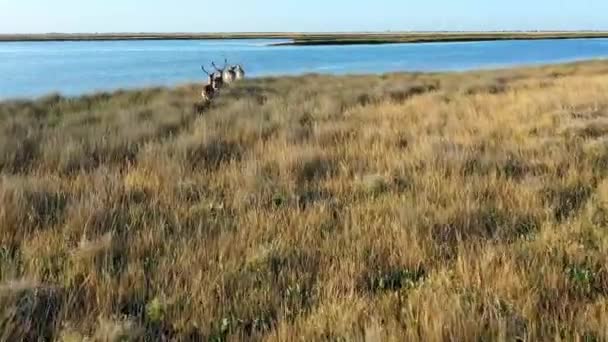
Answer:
(3, 60, 608, 340)
(3, 31, 608, 45)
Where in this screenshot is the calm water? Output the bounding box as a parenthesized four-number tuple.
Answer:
(2, 38, 608, 99)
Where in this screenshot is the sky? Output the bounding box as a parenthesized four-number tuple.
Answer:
(0, 0, 607, 33)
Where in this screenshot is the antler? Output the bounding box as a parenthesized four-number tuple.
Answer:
(201, 65, 211, 75)
(212, 61, 222, 72)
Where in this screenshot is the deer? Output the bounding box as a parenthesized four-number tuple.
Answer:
(200, 65, 216, 102)
(204, 64, 223, 91)
(231, 64, 245, 80)
(212, 59, 236, 85)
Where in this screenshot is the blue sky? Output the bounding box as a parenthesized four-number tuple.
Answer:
(1, 0, 606, 33)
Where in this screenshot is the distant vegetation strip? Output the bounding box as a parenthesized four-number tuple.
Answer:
(0, 32, 295, 42)
(273, 32, 608, 46)
(2, 32, 608, 44)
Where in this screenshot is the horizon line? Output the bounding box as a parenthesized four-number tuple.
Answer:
(3, 29, 608, 35)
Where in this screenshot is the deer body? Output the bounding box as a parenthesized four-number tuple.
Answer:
(200, 67, 216, 102)
(223, 68, 236, 84)
(213, 59, 236, 85)
(212, 72, 224, 91)
(232, 65, 245, 80)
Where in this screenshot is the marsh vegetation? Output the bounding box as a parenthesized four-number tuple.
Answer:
(3, 60, 608, 340)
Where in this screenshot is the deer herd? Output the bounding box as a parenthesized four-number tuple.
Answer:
(200, 59, 245, 103)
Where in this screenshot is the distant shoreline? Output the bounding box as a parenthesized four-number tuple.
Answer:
(2, 32, 608, 45)
(271, 32, 608, 46)
(0, 33, 293, 42)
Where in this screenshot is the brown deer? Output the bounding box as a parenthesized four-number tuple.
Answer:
(200, 65, 216, 102)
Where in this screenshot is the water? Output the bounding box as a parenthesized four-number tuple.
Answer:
(2, 38, 608, 99)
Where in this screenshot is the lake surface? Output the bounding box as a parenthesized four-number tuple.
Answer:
(2, 38, 608, 99)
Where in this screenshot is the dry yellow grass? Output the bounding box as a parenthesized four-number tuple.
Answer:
(3, 60, 608, 340)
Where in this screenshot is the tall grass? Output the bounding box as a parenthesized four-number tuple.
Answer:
(3, 60, 608, 340)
